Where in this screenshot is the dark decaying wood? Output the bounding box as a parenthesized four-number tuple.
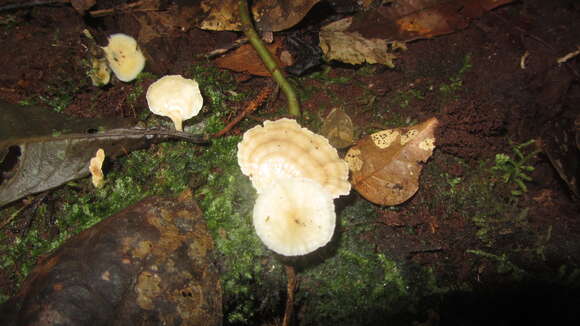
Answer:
(0, 194, 222, 326)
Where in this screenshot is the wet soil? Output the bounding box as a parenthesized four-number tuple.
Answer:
(1, 0, 579, 324)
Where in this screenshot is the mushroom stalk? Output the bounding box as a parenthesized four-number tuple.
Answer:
(238, 0, 300, 117)
(282, 265, 297, 326)
(167, 112, 183, 132)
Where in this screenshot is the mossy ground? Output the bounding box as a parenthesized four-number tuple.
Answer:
(0, 62, 426, 324)
(2, 9, 580, 322)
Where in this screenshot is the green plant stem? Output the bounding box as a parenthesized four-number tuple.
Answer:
(238, 0, 300, 117)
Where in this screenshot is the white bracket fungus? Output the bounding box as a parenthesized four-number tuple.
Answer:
(238, 118, 352, 256)
(146, 75, 204, 131)
(237, 118, 350, 198)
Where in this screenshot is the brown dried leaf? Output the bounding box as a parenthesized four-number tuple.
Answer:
(339, 0, 514, 42)
(320, 108, 355, 149)
(319, 17, 405, 67)
(345, 118, 438, 205)
(199, 0, 320, 32)
(134, 4, 199, 44)
(214, 37, 291, 76)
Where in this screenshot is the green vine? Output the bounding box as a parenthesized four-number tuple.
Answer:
(238, 0, 300, 117)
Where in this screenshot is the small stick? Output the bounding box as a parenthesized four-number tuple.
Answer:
(213, 86, 272, 137)
(204, 38, 249, 59)
(557, 46, 580, 64)
(0, 0, 67, 12)
(282, 264, 297, 326)
(88, 0, 147, 17)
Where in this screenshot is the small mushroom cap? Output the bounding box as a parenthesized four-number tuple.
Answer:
(237, 118, 351, 198)
(146, 75, 203, 131)
(102, 33, 145, 82)
(253, 177, 336, 256)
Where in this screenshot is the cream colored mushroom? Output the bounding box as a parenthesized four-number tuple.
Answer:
(102, 33, 145, 82)
(89, 148, 105, 188)
(146, 75, 204, 131)
(253, 177, 336, 256)
(237, 118, 351, 198)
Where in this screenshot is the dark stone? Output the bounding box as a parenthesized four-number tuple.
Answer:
(1, 194, 222, 326)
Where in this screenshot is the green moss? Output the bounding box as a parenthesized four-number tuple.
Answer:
(297, 198, 410, 326)
(184, 62, 248, 134)
(466, 249, 525, 280)
(437, 54, 472, 98)
(491, 139, 538, 196)
(420, 154, 529, 248)
(127, 72, 157, 118)
(391, 88, 425, 109)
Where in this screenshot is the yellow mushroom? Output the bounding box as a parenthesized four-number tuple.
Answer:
(102, 33, 146, 82)
(89, 148, 105, 188)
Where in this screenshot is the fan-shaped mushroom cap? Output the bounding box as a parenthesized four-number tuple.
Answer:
(253, 177, 336, 256)
(237, 118, 351, 198)
(102, 33, 145, 82)
(146, 75, 203, 131)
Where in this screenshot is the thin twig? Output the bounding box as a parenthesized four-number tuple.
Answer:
(488, 11, 580, 78)
(213, 86, 273, 137)
(0, 0, 67, 12)
(204, 38, 249, 59)
(282, 265, 297, 326)
(0, 192, 48, 230)
(88, 0, 148, 17)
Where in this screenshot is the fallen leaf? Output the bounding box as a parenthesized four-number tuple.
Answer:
(0, 100, 133, 142)
(320, 108, 355, 149)
(214, 37, 291, 76)
(345, 118, 438, 205)
(0, 101, 207, 207)
(134, 4, 199, 44)
(199, 0, 320, 32)
(319, 17, 405, 67)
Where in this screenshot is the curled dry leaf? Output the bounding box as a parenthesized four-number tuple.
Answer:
(319, 17, 404, 67)
(345, 118, 438, 205)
